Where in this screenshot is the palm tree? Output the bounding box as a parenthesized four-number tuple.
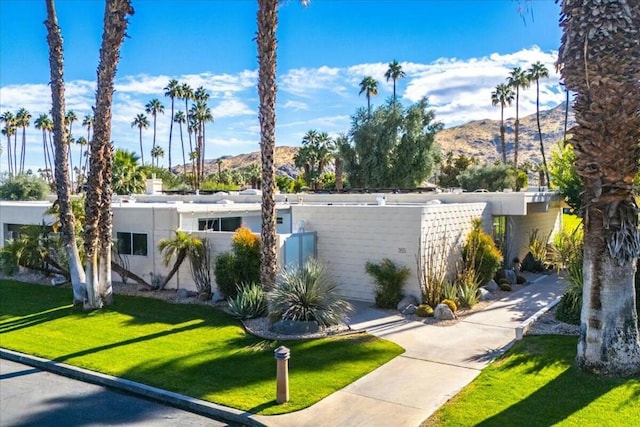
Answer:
(65, 110, 78, 185)
(179, 83, 194, 170)
(491, 83, 515, 163)
(558, 0, 640, 375)
(75, 136, 88, 188)
(506, 67, 530, 170)
(131, 113, 149, 165)
(150, 144, 165, 168)
(81, 113, 93, 173)
(15, 108, 31, 174)
(144, 98, 164, 156)
(384, 60, 406, 101)
(0, 111, 16, 175)
(216, 158, 223, 181)
(189, 99, 213, 188)
(528, 61, 550, 186)
(193, 86, 211, 177)
(157, 231, 203, 290)
(164, 79, 180, 171)
(34, 114, 54, 183)
(359, 76, 379, 117)
(113, 149, 145, 195)
(173, 110, 187, 175)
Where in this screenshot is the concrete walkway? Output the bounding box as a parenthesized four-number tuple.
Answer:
(1, 274, 565, 427)
(251, 273, 565, 427)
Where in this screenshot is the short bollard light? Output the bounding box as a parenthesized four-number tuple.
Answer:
(274, 345, 290, 404)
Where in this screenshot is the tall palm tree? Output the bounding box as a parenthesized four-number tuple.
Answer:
(558, 0, 640, 376)
(173, 110, 187, 175)
(144, 98, 164, 156)
(359, 76, 379, 117)
(150, 144, 164, 168)
(15, 108, 31, 174)
(179, 82, 194, 171)
(189, 99, 213, 188)
(83, 0, 134, 308)
(76, 136, 88, 186)
(528, 61, 550, 186)
(506, 67, 530, 170)
(0, 111, 16, 175)
(491, 83, 515, 163)
(81, 113, 93, 173)
(34, 114, 54, 183)
(45, 0, 85, 304)
(193, 86, 211, 177)
(131, 113, 149, 165)
(164, 79, 180, 170)
(384, 60, 406, 101)
(65, 110, 77, 184)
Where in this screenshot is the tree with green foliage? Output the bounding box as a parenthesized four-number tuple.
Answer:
(112, 149, 146, 195)
(457, 162, 515, 192)
(0, 174, 49, 200)
(342, 98, 441, 189)
(548, 141, 582, 214)
(528, 61, 550, 185)
(131, 113, 149, 165)
(294, 130, 335, 190)
(145, 98, 164, 159)
(438, 152, 476, 188)
(506, 67, 530, 170)
(164, 79, 180, 170)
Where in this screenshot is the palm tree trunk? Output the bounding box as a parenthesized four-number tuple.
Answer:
(168, 99, 174, 170)
(514, 88, 520, 170)
(6, 133, 12, 175)
(535, 80, 550, 186)
(563, 89, 569, 142)
(179, 122, 186, 175)
(257, 0, 279, 287)
(45, 0, 86, 305)
(159, 250, 186, 290)
(500, 104, 506, 163)
(20, 127, 27, 174)
(13, 132, 18, 175)
(138, 127, 144, 165)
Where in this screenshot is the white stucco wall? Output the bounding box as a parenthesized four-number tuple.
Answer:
(0, 202, 54, 243)
(508, 207, 563, 264)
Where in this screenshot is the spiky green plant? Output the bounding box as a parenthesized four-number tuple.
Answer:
(267, 259, 353, 327)
(228, 282, 267, 319)
(365, 258, 411, 309)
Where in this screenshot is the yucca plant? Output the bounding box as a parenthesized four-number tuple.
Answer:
(267, 259, 353, 327)
(365, 258, 411, 309)
(228, 282, 267, 319)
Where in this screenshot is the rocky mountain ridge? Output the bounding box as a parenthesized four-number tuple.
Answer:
(199, 103, 574, 178)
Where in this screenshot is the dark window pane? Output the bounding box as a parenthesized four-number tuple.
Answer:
(220, 217, 242, 232)
(117, 232, 132, 255)
(132, 233, 147, 256)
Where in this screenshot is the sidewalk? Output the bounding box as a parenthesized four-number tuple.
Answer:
(1, 274, 565, 427)
(251, 273, 565, 427)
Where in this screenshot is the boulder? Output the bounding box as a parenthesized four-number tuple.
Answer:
(402, 304, 417, 315)
(484, 280, 499, 292)
(177, 288, 189, 299)
(479, 287, 492, 301)
(397, 295, 419, 312)
(504, 269, 517, 286)
(434, 304, 456, 321)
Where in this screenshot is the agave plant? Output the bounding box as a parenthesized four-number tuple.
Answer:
(267, 259, 352, 327)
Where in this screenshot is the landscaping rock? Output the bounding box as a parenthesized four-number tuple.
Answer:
(485, 280, 499, 292)
(504, 269, 517, 286)
(402, 304, 417, 315)
(479, 287, 491, 301)
(271, 319, 320, 335)
(434, 304, 456, 321)
(397, 295, 419, 312)
(176, 288, 189, 299)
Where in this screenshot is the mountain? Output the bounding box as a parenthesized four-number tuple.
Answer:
(196, 103, 574, 178)
(435, 102, 574, 165)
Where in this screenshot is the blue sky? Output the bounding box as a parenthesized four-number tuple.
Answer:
(0, 0, 564, 172)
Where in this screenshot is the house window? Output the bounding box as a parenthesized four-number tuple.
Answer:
(117, 232, 148, 256)
(492, 216, 506, 254)
(198, 217, 242, 232)
(277, 217, 283, 224)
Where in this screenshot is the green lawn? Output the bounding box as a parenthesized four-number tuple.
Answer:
(423, 336, 640, 427)
(0, 280, 403, 415)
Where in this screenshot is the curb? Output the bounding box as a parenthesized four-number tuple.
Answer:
(0, 348, 265, 427)
(515, 295, 563, 340)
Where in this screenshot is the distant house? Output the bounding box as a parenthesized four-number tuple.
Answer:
(0, 185, 562, 302)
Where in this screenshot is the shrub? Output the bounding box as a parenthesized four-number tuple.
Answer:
(550, 220, 583, 272)
(0, 174, 49, 201)
(189, 239, 213, 299)
(457, 162, 516, 192)
(498, 278, 510, 286)
(555, 255, 583, 325)
(499, 283, 512, 291)
(462, 219, 503, 286)
(527, 228, 550, 269)
(365, 258, 411, 309)
(441, 298, 457, 313)
(213, 227, 261, 299)
(228, 282, 268, 319)
(441, 281, 458, 302)
(267, 259, 352, 327)
(416, 304, 434, 317)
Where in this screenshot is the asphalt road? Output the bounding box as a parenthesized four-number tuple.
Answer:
(0, 358, 232, 427)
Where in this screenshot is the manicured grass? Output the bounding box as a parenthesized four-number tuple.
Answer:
(423, 336, 640, 427)
(0, 280, 403, 415)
